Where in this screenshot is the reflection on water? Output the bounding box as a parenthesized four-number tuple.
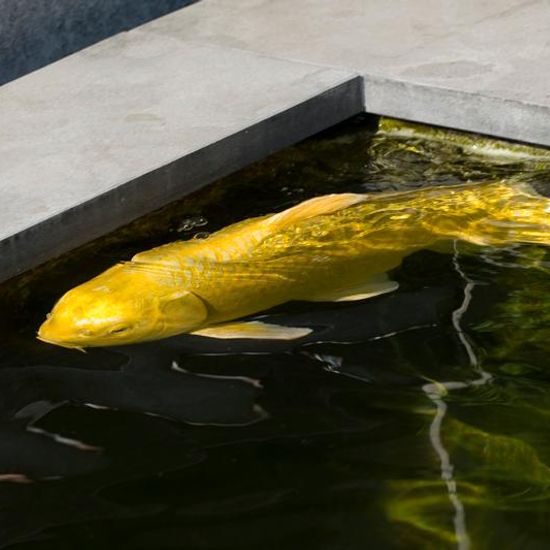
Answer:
(1, 116, 550, 548)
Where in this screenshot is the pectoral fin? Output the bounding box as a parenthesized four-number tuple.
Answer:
(191, 321, 312, 340)
(307, 274, 398, 302)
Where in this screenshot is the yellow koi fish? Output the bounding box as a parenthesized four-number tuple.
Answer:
(38, 181, 550, 349)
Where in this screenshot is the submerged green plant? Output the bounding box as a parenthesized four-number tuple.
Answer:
(385, 418, 550, 548)
(378, 118, 550, 165)
(367, 118, 550, 192)
(444, 418, 550, 492)
(386, 479, 488, 548)
(474, 248, 550, 358)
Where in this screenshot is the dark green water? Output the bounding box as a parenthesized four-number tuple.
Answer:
(1, 115, 550, 549)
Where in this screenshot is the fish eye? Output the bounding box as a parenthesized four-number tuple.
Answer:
(109, 326, 129, 335)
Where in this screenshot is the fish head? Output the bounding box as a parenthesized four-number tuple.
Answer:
(37, 263, 208, 348)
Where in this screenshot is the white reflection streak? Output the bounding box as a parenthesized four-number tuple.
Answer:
(422, 382, 470, 550)
(421, 241, 492, 550)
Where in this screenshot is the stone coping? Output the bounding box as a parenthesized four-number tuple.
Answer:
(1, 0, 549, 282)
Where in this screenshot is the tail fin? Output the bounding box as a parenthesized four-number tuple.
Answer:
(464, 181, 550, 247)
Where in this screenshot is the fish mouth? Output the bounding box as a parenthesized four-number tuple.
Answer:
(36, 333, 86, 353)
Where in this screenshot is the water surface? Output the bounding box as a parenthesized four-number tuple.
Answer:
(1, 116, 550, 549)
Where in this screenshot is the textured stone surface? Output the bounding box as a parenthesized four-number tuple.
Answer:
(0, 0, 198, 85)
(149, 0, 550, 145)
(2, 0, 550, 281)
(0, 28, 361, 282)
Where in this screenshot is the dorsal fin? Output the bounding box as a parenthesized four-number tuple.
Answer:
(131, 194, 368, 267)
(267, 193, 367, 229)
(132, 241, 195, 264)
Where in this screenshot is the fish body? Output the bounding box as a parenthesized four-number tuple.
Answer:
(38, 181, 550, 348)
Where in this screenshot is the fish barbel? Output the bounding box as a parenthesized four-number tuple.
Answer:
(38, 181, 550, 348)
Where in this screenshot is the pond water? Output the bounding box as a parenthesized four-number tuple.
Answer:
(1, 116, 550, 549)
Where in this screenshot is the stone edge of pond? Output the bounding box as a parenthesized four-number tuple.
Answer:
(2, 0, 550, 283)
(0, 67, 363, 283)
(363, 76, 550, 149)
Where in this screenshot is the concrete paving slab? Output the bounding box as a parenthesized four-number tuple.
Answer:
(149, 0, 550, 145)
(2, 0, 550, 282)
(0, 28, 361, 282)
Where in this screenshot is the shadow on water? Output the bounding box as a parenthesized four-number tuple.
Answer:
(2, 115, 550, 548)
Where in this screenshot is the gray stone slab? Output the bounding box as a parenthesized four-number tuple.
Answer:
(149, 0, 550, 145)
(363, 76, 550, 147)
(0, 0, 198, 85)
(0, 29, 362, 282)
(3, 0, 550, 283)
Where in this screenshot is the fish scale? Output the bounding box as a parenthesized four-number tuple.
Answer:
(38, 181, 550, 348)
